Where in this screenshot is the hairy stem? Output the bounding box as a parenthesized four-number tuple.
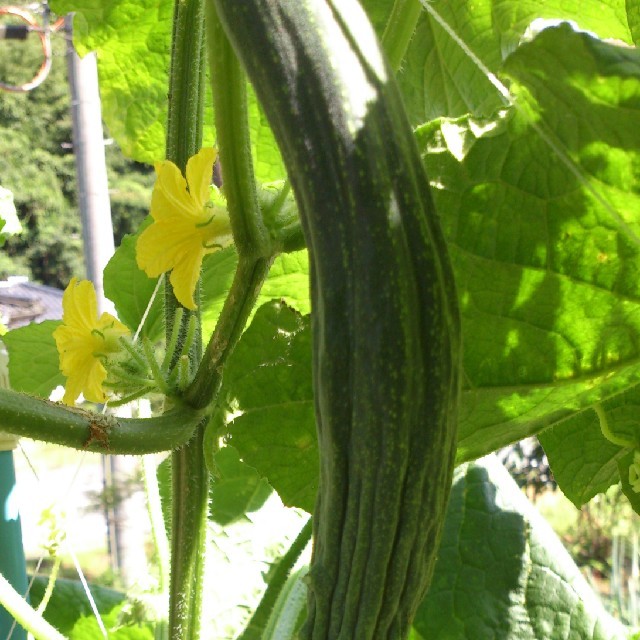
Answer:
(168, 419, 209, 640)
(381, 0, 422, 71)
(206, 1, 270, 257)
(185, 255, 273, 408)
(165, 2, 208, 639)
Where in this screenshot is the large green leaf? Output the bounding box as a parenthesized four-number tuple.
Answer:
(3, 321, 64, 398)
(30, 577, 153, 638)
(220, 301, 317, 513)
(415, 26, 640, 463)
(49, 0, 179, 163)
(400, 0, 633, 123)
(413, 456, 626, 639)
(200, 248, 309, 339)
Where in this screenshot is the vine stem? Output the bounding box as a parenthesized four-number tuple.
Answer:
(185, 255, 273, 408)
(185, 3, 274, 409)
(380, 0, 422, 71)
(165, 1, 208, 639)
(205, 1, 270, 257)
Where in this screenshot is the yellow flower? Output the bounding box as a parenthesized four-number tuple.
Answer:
(136, 147, 233, 310)
(53, 278, 130, 406)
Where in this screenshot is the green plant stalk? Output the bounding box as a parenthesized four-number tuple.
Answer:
(205, 2, 270, 257)
(239, 517, 313, 640)
(185, 255, 273, 408)
(0, 573, 64, 640)
(186, 2, 274, 409)
(381, 0, 422, 72)
(164, 2, 208, 639)
(0, 388, 203, 454)
(168, 420, 209, 640)
(35, 556, 61, 615)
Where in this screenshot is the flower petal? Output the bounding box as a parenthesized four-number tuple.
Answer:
(151, 160, 198, 221)
(186, 147, 216, 207)
(61, 278, 98, 332)
(169, 250, 205, 310)
(136, 217, 204, 278)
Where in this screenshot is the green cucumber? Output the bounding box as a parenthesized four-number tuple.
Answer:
(0, 388, 204, 454)
(212, 0, 461, 637)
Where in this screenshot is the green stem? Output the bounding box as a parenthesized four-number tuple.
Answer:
(165, 3, 209, 639)
(206, 1, 270, 257)
(381, 0, 422, 72)
(594, 404, 636, 449)
(168, 421, 209, 640)
(0, 388, 202, 454)
(0, 573, 65, 640)
(239, 517, 313, 640)
(36, 557, 61, 615)
(167, 0, 206, 171)
(184, 256, 273, 408)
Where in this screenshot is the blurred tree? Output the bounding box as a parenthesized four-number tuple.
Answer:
(0, 11, 152, 289)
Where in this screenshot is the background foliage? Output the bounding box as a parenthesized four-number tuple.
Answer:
(0, 16, 152, 288)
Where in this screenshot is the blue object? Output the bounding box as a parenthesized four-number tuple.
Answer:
(0, 450, 27, 640)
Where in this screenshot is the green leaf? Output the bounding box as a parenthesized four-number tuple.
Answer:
(629, 0, 640, 45)
(209, 445, 273, 526)
(49, 0, 177, 163)
(416, 27, 640, 463)
(539, 407, 623, 507)
(413, 456, 626, 639)
(200, 248, 310, 339)
(3, 321, 64, 398)
(259, 251, 310, 315)
(29, 577, 153, 638)
(249, 86, 287, 183)
(400, 0, 634, 123)
(222, 301, 317, 513)
(103, 230, 164, 341)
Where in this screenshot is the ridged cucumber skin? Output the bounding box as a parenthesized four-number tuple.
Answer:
(212, 1, 461, 638)
(0, 387, 204, 454)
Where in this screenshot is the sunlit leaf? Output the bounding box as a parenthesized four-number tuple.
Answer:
(415, 26, 640, 463)
(401, 0, 633, 123)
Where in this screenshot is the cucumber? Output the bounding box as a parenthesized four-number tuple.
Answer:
(212, 0, 461, 637)
(0, 388, 204, 454)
